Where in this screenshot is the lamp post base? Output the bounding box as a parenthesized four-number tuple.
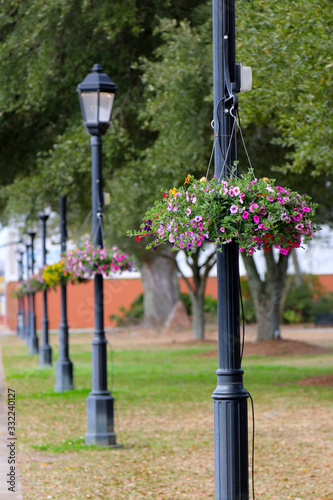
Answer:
(54, 360, 74, 392)
(212, 370, 249, 500)
(85, 393, 121, 447)
(24, 324, 29, 346)
(39, 345, 52, 366)
(29, 334, 39, 355)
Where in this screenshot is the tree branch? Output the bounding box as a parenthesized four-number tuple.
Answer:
(174, 256, 195, 296)
(241, 253, 262, 287)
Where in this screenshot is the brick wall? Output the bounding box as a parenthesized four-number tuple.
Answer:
(6, 274, 333, 332)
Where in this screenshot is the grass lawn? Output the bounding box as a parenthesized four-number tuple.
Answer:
(1, 331, 333, 500)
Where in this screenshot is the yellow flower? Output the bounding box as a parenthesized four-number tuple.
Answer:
(199, 177, 206, 183)
(184, 174, 191, 184)
(169, 187, 177, 196)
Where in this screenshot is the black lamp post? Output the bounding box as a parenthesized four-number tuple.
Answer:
(212, 1, 249, 498)
(55, 196, 74, 391)
(24, 243, 31, 346)
(38, 213, 52, 366)
(77, 64, 120, 446)
(27, 231, 39, 354)
(16, 250, 25, 338)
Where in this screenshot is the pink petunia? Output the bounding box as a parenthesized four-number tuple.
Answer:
(242, 211, 249, 219)
(253, 215, 260, 224)
(230, 205, 238, 214)
(280, 248, 289, 255)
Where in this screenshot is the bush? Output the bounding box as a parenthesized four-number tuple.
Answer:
(240, 297, 257, 324)
(110, 294, 144, 326)
(312, 292, 333, 315)
(283, 275, 333, 324)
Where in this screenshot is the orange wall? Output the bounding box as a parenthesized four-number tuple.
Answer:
(6, 274, 333, 332)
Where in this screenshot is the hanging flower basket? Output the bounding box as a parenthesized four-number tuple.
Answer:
(63, 241, 134, 280)
(12, 242, 134, 297)
(128, 169, 320, 256)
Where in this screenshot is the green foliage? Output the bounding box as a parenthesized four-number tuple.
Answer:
(0, 0, 208, 227)
(1, 0, 332, 246)
(180, 292, 192, 316)
(312, 293, 333, 315)
(240, 297, 257, 324)
(110, 293, 144, 326)
(283, 275, 333, 324)
(283, 275, 317, 323)
(237, 0, 333, 175)
(32, 437, 106, 453)
(180, 293, 217, 316)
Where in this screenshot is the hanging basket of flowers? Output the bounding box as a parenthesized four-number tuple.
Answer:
(12, 242, 134, 298)
(128, 169, 320, 256)
(63, 241, 134, 280)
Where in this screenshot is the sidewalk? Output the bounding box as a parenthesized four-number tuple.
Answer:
(0, 332, 23, 499)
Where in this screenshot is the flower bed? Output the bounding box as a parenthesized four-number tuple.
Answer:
(129, 170, 320, 256)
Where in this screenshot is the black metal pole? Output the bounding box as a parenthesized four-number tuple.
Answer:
(212, 1, 249, 499)
(55, 196, 74, 391)
(38, 214, 52, 366)
(24, 244, 31, 346)
(16, 251, 24, 338)
(85, 135, 119, 446)
(27, 232, 39, 355)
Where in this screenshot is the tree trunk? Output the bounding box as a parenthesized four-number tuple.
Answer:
(140, 248, 180, 328)
(190, 290, 205, 340)
(242, 249, 290, 341)
(291, 248, 303, 287)
(177, 249, 216, 340)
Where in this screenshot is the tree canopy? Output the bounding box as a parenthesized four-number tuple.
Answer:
(0, 0, 332, 235)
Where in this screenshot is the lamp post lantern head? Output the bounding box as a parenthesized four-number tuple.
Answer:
(38, 212, 50, 223)
(27, 231, 36, 241)
(77, 64, 117, 136)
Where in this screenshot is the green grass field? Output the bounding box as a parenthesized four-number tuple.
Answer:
(1, 332, 332, 499)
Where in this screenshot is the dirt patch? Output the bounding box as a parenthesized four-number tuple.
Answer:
(295, 374, 333, 387)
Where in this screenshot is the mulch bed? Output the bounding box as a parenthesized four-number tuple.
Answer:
(295, 374, 333, 387)
(199, 339, 331, 358)
(243, 338, 330, 357)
